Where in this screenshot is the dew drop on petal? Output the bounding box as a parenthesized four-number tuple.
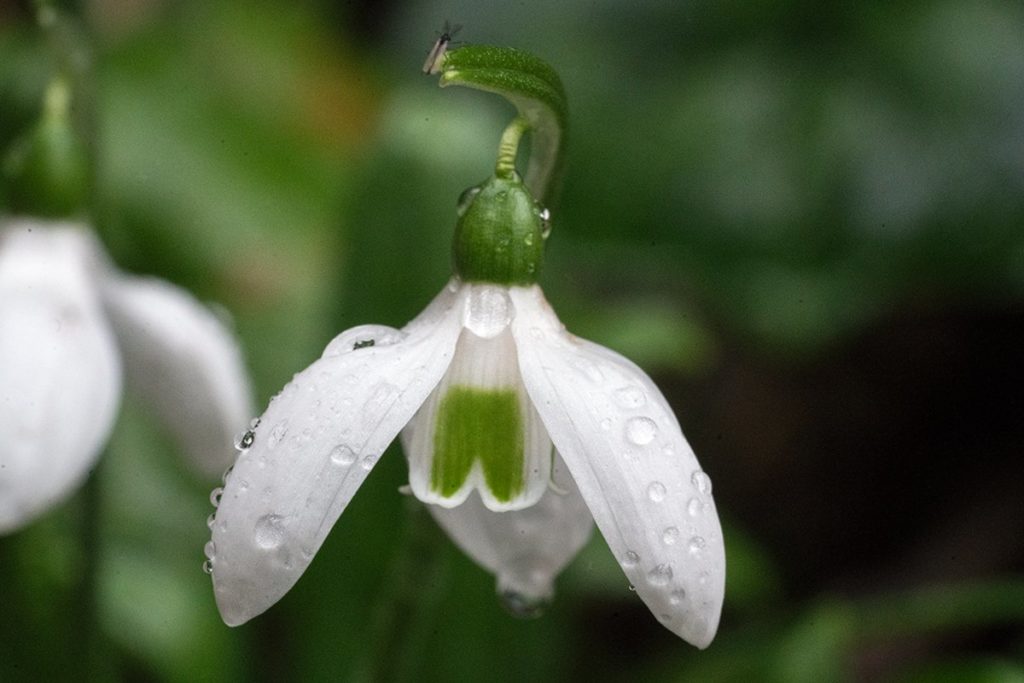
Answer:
(688, 536, 707, 554)
(647, 564, 673, 586)
(360, 454, 379, 471)
(267, 420, 289, 450)
(209, 487, 223, 507)
(203, 540, 217, 560)
(202, 560, 213, 575)
(662, 526, 680, 545)
(621, 550, 640, 568)
(647, 481, 667, 503)
(330, 445, 357, 466)
(572, 358, 604, 382)
(687, 497, 704, 517)
(614, 385, 646, 409)
(206, 512, 216, 529)
(625, 417, 658, 446)
(322, 324, 403, 358)
(234, 430, 255, 451)
(669, 589, 687, 605)
(465, 286, 512, 338)
(691, 470, 712, 495)
(254, 514, 286, 550)
(499, 591, 548, 619)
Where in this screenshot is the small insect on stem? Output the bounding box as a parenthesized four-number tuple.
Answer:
(422, 21, 462, 75)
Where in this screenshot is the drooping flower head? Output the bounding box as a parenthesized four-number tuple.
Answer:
(208, 40, 725, 647)
(0, 51, 253, 532)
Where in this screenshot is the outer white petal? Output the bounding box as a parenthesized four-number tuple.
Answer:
(421, 452, 593, 610)
(101, 275, 253, 478)
(509, 286, 725, 648)
(209, 282, 465, 626)
(0, 222, 121, 534)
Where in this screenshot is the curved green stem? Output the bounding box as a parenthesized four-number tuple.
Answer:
(495, 117, 529, 180)
(429, 44, 568, 208)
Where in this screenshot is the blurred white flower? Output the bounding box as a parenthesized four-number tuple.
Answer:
(208, 279, 725, 648)
(0, 218, 253, 533)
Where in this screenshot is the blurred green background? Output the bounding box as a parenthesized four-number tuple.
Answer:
(2, 0, 1023, 680)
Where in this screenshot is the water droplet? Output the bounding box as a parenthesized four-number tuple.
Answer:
(322, 325, 403, 358)
(523, 233, 535, 246)
(360, 454, 378, 471)
(688, 536, 707, 554)
(647, 481, 667, 503)
(267, 420, 289, 450)
(235, 430, 255, 450)
(647, 564, 673, 586)
(621, 550, 640, 568)
(658, 613, 673, 623)
(499, 591, 548, 619)
(627, 584, 636, 592)
(456, 185, 481, 216)
(330, 445, 357, 466)
(614, 385, 646, 409)
(662, 526, 680, 545)
(254, 514, 286, 550)
(539, 207, 552, 238)
(670, 589, 686, 605)
(626, 417, 658, 445)
(465, 286, 512, 338)
(221, 465, 234, 485)
(203, 540, 217, 560)
(691, 470, 712, 495)
(209, 487, 223, 507)
(572, 358, 604, 382)
(206, 512, 216, 529)
(687, 497, 704, 516)
(202, 560, 213, 575)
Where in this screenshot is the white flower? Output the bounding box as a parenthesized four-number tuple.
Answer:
(0, 218, 253, 533)
(209, 280, 725, 647)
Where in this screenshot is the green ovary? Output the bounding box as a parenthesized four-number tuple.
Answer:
(431, 386, 525, 502)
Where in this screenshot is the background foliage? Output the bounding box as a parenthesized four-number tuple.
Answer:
(2, 0, 1023, 680)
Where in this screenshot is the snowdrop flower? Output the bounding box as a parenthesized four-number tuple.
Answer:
(208, 168, 726, 646)
(0, 218, 253, 533)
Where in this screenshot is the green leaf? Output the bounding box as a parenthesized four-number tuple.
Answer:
(433, 44, 568, 209)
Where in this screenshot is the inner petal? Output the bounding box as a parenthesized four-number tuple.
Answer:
(404, 327, 552, 511)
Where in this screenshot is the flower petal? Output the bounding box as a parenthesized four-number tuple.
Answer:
(509, 286, 725, 648)
(404, 327, 552, 512)
(0, 222, 121, 534)
(101, 275, 253, 478)
(209, 283, 465, 626)
(419, 448, 593, 611)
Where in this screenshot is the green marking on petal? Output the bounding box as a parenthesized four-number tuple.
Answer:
(431, 386, 525, 502)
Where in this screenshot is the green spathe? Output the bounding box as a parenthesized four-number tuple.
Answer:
(431, 385, 525, 502)
(452, 174, 545, 286)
